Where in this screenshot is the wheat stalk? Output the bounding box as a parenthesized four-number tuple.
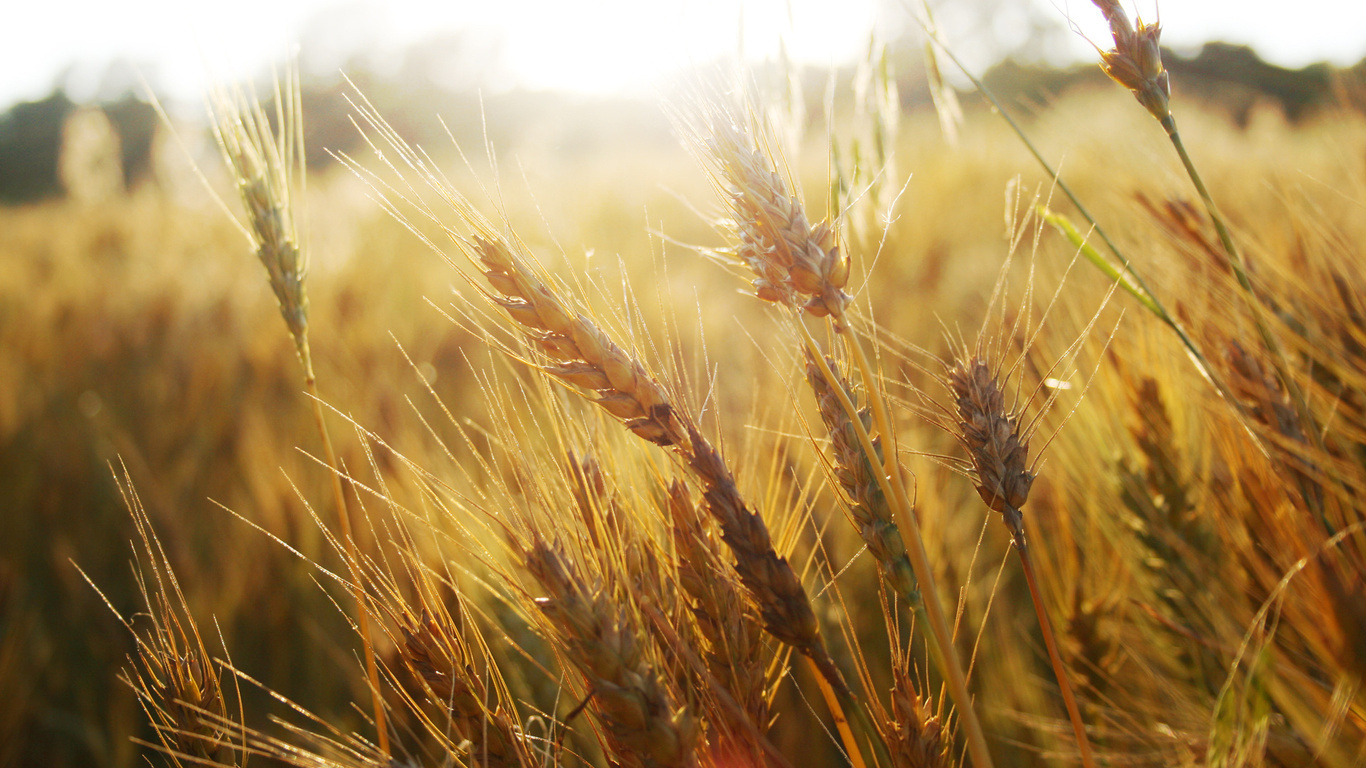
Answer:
(947, 355, 1095, 768)
(209, 73, 388, 757)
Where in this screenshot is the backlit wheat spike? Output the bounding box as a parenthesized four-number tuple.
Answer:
(704, 117, 852, 320)
(525, 537, 699, 768)
(130, 600, 231, 762)
(806, 353, 918, 604)
(948, 357, 1034, 546)
(473, 234, 686, 448)
(1089, 0, 1170, 121)
(397, 610, 529, 767)
(687, 93, 992, 768)
(946, 355, 1095, 768)
(210, 83, 310, 362)
(471, 229, 834, 676)
(210, 73, 389, 757)
(82, 471, 236, 766)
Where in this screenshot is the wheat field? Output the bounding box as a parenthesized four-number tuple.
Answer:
(4, 15, 1366, 767)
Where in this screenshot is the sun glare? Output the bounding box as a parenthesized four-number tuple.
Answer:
(3, 0, 882, 103)
(390, 0, 881, 95)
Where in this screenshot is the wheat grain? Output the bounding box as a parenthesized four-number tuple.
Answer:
(806, 353, 919, 605)
(525, 537, 699, 768)
(666, 480, 772, 741)
(948, 356, 1035, 546)
(1088, 0, 1170, 121)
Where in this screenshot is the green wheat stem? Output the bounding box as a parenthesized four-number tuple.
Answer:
(909, 8, 1227, 383)
(1039, 208, 1159, 316)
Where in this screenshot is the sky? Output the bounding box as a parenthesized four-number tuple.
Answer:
(2, 0, 1364, 107)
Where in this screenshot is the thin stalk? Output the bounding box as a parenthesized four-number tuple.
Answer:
(302, 353, 390, 757)
(1015, 533, 1095, 768)
(806, 655, 870, 768)
(912, 13, 1240, 407)
(799, 322, 995, 768)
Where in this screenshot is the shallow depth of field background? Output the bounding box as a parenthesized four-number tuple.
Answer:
(4, 3, 1366, 767)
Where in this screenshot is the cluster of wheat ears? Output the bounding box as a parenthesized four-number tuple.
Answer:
(83, 2, 1366, 767)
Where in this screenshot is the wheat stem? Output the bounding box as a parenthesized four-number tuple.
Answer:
(1016, 533, 1095, 768)
(806, 655, 869, 768)
(303, 366, 389, 757)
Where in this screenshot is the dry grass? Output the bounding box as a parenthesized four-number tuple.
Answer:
(5, 34, 1366, 768)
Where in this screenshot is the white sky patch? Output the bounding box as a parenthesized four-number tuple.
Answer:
(1, 0, 1362, 105)
(1061, 0, 1366, 65)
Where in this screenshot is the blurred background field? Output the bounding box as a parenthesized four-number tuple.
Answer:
(5, 4, 1366, 767)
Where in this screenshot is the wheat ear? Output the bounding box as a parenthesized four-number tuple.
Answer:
(469, 229, 872, 765)
(525, 536, 699, 768)
(806, 352, 919, 605)
(77, 468, 239, 766)
(888, 659, 954, 768)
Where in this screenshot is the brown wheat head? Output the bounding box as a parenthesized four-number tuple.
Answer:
(949, 357, 1035, 546)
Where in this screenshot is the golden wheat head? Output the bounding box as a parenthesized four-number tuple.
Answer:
(1089, 0, 1170, 120)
